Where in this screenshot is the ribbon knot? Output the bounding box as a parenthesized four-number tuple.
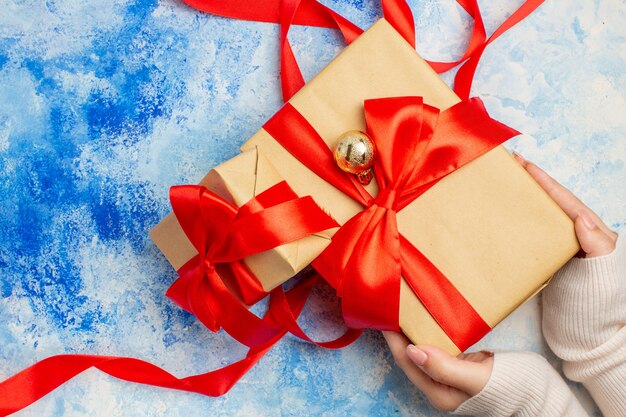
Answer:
(202, 257, 216, 273)
(372, 187, 397, 210)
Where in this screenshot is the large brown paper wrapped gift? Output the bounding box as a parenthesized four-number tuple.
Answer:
(150, 18, 580, 354)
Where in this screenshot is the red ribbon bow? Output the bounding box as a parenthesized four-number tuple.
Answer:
(265, 96, 520, 350)
(166, 181, 338, 342)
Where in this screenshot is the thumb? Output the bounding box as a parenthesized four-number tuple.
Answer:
(575, 211, 616, 257)
(406, 345, 491, 396)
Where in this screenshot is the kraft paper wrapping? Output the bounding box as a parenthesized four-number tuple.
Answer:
(149, 147, 336, 292)
(150, 19, 580, 354)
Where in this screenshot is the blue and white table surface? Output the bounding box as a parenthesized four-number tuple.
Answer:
(1, 0, 624, 415)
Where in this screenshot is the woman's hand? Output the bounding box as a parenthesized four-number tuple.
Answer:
(513, 152, 617, 257)
(384, 152, 618, 412)
(383, 331, 493, 412)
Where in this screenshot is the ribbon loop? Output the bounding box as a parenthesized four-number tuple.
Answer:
(182, 0, 544, 101)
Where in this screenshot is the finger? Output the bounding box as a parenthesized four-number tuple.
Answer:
(383, 333, 439, 393)
(512, 152, 617, 241)
(383, 332, 469, 411)
(382, 331, 411, 360)
(458, 350, 494, 364)
(512, 152, 588, 220)
(575, 211, 617, 257)
(406, 344, 492, 396)
(384, 332, 428, 379)
(383, 331, 416, 373)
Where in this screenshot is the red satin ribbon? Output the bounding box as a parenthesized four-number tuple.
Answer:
(182, 0, 545, 100)
(264, 96, 520, 350)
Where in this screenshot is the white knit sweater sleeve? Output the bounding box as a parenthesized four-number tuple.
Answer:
(453, 234, 625, 417)
(453, 351, 588, 416)
(542, 235, 626, 417)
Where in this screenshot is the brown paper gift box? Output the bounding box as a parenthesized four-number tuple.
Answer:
(150, 19, 580, 354)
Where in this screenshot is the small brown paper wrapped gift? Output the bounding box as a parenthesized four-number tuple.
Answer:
(150, 146, 336, 295)
(151, 19, 580, 354)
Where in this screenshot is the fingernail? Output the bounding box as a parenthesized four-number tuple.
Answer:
(407, 345, 428, 366)
(580, 211, 596, 230)
(512, 151, 525, 161)
(480, 350, 494, 358)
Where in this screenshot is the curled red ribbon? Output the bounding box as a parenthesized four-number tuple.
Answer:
(0, 182, 363, 416)
(182, 0, 545, 100)
(264, 96, 520, 350)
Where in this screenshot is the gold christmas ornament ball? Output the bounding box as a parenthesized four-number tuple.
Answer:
(333, 130, 376, 176)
